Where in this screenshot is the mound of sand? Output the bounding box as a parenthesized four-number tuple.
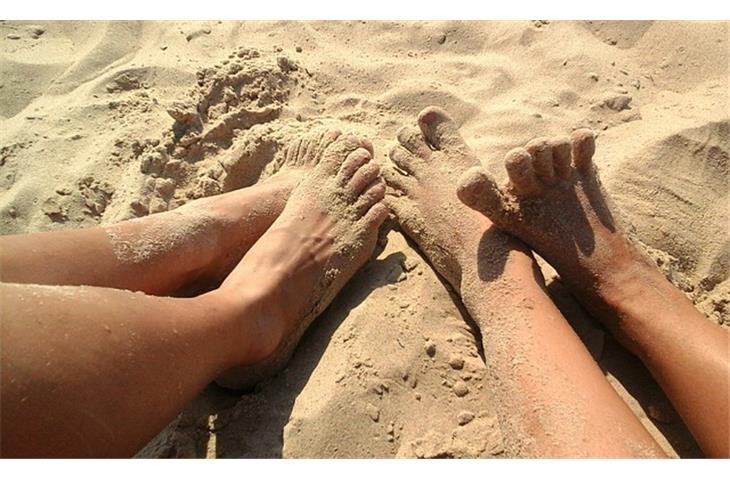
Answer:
(1, 20, 727, 458)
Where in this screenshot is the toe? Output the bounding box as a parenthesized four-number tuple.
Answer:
(347, 162, 381, 197)
(525, 138, 556, 184)
(457, 166, 506, 220)
(417, 106, 467, 151)
(361, 201, 390, 230)
(311, 129, 342, 163)
(323, 133, 372, 171)
(336, 148, 372, 186)
(320, 129, 343, 147)
(285, 137, 303, 165)
(550, 136, 572, 180)
(360, 137, 375, 157)
(295, 136, 309, 164)
(504, 148, 543, 196)
(571, 128, 596, 173)
(355, 179, 386, 215)
(300, 132, 321, 166)
(397, 126, 431, 158)
(382, 165, 415, 194)
(389, 145, 418, 176)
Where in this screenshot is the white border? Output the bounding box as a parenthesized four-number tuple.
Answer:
(1, 459, 729, 479)
(2, 3, 729, 476)
(1, 0, 730, 20)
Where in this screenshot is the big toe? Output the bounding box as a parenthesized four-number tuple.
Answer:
(382, 164, 415, 195)
(323, 133, 373, 172)
(457, 166, 505, 220)
(417, 106, 467, 151)
(571, 128, 596, 173)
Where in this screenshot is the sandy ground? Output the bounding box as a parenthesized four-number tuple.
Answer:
(0, 20, 727, 458)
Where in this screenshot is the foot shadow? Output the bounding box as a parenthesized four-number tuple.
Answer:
(475, 225, 512, 283)
(474, 172, 614, 285)
(148, 223, 405, 458)
(545, 277, 703, 458)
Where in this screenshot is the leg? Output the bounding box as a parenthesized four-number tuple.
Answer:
(458, 129, 729, 457)
(0, 282, 241, 457)
(0, 129, 341, 296)
(384, 107, 664, 457)
(1, 132, 388, 457)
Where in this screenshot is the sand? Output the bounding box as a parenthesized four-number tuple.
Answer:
(0, 20, 727, 458)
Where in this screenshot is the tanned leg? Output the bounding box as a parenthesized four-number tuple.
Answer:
(0, 283, 240, 457)
(384, 107, 664, 457)
(458, 127, 729, 458)
(0, 132, 388, 458)
(0, 129, 341, 296)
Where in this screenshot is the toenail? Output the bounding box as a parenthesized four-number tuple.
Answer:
(360, 138, 374, 155)
(419, 110, 438, 125)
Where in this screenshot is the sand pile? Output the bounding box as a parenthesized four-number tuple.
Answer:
(0, 20, 727, 458)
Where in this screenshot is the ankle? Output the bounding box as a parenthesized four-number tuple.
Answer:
(200, 281, 289, 370)
(585, 258, 674, 356)
(174, 177, 298, 285)
(571, 232, 657, 295)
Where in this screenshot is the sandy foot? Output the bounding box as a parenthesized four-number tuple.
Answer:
(215, 132, 389, 390)
(383, 107, 521, 291)
(126, 129, 346, 294)
(456, 129, 656, 318)
(384, 107, 603, 457)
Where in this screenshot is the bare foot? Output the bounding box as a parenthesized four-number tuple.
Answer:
(214, 133, 389, 389)
(458, 129, 730, 459)
(456, 130, 658, 336)
(383, 106, 535, 296)
(173, 129, 343, 291)
(383, 108, 668, 458)
(0, 132, 341, 298)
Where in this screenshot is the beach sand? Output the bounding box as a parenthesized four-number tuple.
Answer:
(0, 20, 727, 458)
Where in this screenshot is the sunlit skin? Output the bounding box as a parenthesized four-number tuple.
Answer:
(0, 131, 388, 458)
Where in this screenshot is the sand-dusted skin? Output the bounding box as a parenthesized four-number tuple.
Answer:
(456, 129, 657, 334)
(382, 106, 514, 290)
(384, 107, 666, 458)
(172, 127, 347, 289)
(2, 20, 728, 459)
(0, 130, 388, 457)
(215, 132, 389, 390)
(0, 129, 343, 297)
(457, 129, 730, 458)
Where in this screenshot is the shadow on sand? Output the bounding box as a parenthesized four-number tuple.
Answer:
(141, 225, 404, 458)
